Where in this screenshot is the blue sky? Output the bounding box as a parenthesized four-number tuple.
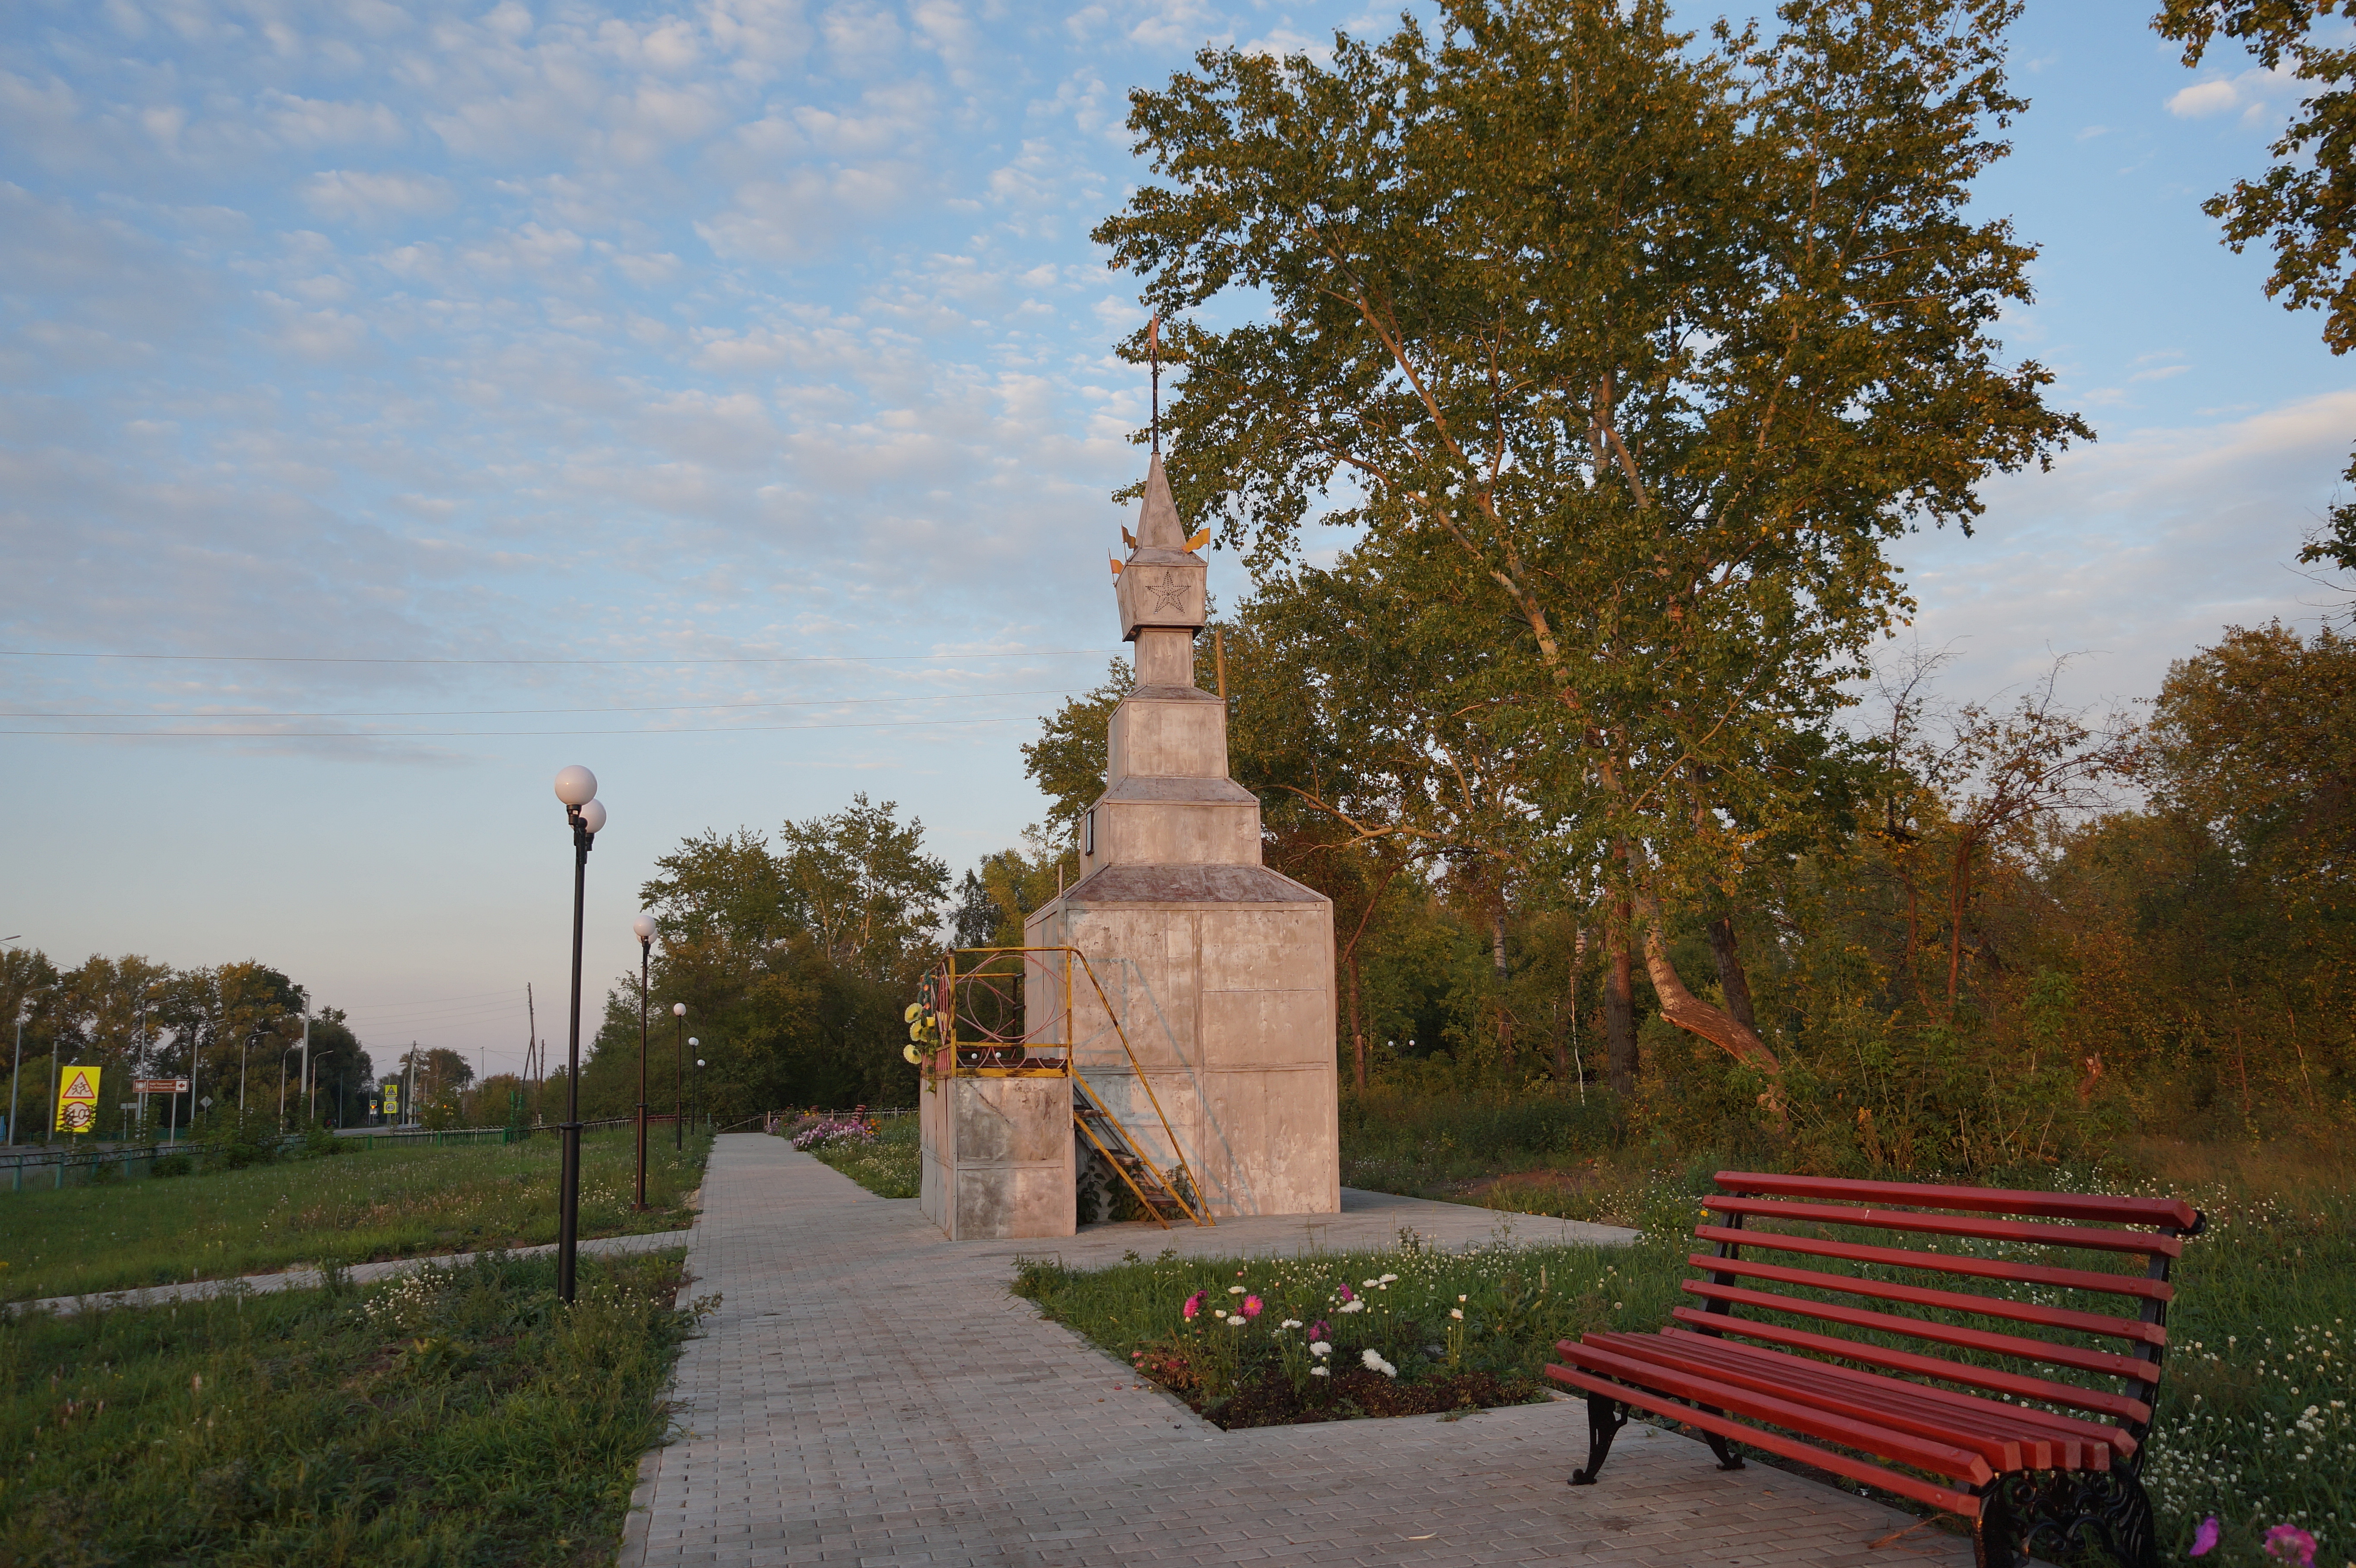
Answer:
(2, 0, 2348, 1071)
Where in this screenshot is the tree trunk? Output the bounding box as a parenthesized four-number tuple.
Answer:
(1558, 923, 1586, 1084)
(1946, 836, 1976, 1019)
(1605, 903, 1636, 1097)
(1347, 948, 1368, 1092)
(1491, 901, 1512, 1069)
(1706, 916, 1758, 1035)
(1634, 892, 1780, 1074)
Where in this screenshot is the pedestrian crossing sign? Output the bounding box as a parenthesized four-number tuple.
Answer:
(56, 1065, 101, 1135)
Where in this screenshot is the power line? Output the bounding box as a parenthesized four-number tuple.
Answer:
(0, 647, 1120, 667)
(0, 687, 1078, 721)
(0, 714, 1047, 740)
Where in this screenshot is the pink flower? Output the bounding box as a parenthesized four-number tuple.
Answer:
(1242, 1295, 1263, 1319)
(2191, 1517, 2220, 1557)
(1336, 1284, 1354, 1303)
(2264, 1524, 2316, 1566)
(1182, 1291, 1204, 1321)
(1310, 1319, 1330, 1341)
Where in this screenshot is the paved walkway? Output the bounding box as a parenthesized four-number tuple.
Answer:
(8, 1227, 692, 1318)
(622, 1135, 1974, 1568)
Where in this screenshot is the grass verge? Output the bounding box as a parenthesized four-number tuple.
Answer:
(802, 1116, 918, 1199)
(0, 1248, 710, 1567)
(0, 1128, 712, 1305)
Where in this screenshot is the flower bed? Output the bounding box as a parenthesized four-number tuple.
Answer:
(1011, 1239, 1654, 1431)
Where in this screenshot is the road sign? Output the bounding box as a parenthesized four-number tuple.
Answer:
(134, 1078, 190, 1094)
(56, 1065, 101, 1135)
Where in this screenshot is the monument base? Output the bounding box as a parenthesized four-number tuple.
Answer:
(917, 1074, 1076, 1240)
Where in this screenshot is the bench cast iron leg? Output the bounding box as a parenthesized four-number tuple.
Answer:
(1568, 1392, 1628, 1486)
(1974, 1479, 2024, 1568)
(1703, 1430, 1745, 1470)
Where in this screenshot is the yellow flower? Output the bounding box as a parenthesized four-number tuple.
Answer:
(903, 1002, 922, 1024)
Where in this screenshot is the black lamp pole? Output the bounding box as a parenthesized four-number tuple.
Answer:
(554, 765, 604, 1306)
(633, 924, 651, 1211)
(672, 1006, 685, 1152)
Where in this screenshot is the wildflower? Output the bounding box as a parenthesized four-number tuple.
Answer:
(2264, 1524, 2316, 1566)
(1310, 1320, 1330, 1340)
(1450, 1308, 1464, 1321)
(1228, 1316, 1247, 1330)
(1338, 1300, 1365, 1314)
(1310, 1341, 1332, 1357)
(2191, 1517, 2220, 1557)
(1310, 1366, 1330, 1378)
(1362, 1278, 1379, 1288)
(1280, 1319, 1304, 1331)
(1457, 1294, 1466, 1303)
(1336, 1284, 1355, 1303)
(1380, 1273, 1398, 1283)
(1183, 1291, 1204, 1321)
(1242, 1295, 1264, 1318)
(1361, 1348, 1397, 1378)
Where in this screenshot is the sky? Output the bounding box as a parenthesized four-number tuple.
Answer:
(1, 0, 2349, 1077)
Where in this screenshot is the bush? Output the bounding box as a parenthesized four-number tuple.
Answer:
(150, 1151, 194, 1179)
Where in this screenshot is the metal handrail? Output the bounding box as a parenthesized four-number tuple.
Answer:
(928, 945, 1210, 1227)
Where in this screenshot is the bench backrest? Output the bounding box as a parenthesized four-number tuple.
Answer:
(1692, 1172, 2206, 1443)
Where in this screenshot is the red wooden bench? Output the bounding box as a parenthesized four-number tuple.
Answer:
(1546, 1171, 2205, 1568)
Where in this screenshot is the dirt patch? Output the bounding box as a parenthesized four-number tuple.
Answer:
(1149, 1363, 1543, 1429)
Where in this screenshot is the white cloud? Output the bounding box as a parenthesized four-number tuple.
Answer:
(300, 168, 454, 221)
(2166, 63, 2302, 125)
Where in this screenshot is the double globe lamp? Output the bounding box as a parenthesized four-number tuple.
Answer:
(552, 764, 605, 1304)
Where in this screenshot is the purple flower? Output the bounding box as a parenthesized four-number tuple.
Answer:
(1336, 1284, 1354, 1303)
(1310, 1320, 1330, 1341)
(2264, 1524, 2315, 1566)
(2190, 1517, 2220, 1557)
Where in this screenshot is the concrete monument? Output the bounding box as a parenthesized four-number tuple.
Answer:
(917, 455, 1341, 1239)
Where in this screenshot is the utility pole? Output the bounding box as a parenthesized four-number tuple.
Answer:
(298, 1015, 311, 1125)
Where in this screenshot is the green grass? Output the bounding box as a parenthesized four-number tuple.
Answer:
(803, 1116, 918, 1199)
(0, 1128, 712, 1305)
(1010, 1228, 1676, 1427)
(0, 1249, 708, 1567)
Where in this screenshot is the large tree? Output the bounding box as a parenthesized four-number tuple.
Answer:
(2157, 0, 2356, 572)
(1095, 0, 2084, 1073)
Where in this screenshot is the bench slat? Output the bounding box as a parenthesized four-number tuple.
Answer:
(1543, 1361, 1987, 1517)
(1627, 1329, 2126, 1468)
(1693, 1223, 2172, 1303)
(1559, 1337, 1994, 1482)
(1667, 1306, 2154, 1424)
(1716, 1171, 2199, 1231)
(1682, 1280, 2161, 1383)
(1687, 1252, 2166, 1346)
(1705, 1196, 2182, 1258)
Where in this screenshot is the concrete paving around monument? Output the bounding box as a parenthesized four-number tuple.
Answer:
(621, 1134, 1978, 1568)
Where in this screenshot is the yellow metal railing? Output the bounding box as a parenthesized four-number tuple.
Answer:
(926, 945, 1210, 1227)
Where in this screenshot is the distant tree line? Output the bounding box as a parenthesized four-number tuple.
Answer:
(0, 953, 371, 1138)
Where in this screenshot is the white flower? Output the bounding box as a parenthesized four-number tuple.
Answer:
(1281, 1319, 1304, 1331)
(1310, 1342, 1332, 1356)
(1457, 1294, 1467, 1303)
(1229, 1285, 1246, 1294)
(1362, 1279, 1379, 1288)
(1450, 1308, 1464, 1320)
(1310, 1366, 1330, 1377)
(1380, 1274, 1398, 1283)
(1228, 1317, 1246, 1329)
(1361, 1349, 1397, 1377)
(1337, 1300, 1365, 1314)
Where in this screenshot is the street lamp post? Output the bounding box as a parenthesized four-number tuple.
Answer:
(694, 1053, 706, 1134)
(687, 1040, 700, 1135)
(632, 913, 656, 1211)
(671, 1003, 686, 1151)
(553, 764, 606, 1306)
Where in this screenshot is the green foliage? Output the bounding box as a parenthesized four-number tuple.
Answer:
(0, 1126, 710, 1305)
(0, 1249, 707, 1567)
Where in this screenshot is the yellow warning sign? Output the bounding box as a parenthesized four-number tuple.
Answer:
(56, 1065, 101, 1135)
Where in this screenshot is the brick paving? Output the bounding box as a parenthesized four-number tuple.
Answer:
(621, 1134, 1975, 1568)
